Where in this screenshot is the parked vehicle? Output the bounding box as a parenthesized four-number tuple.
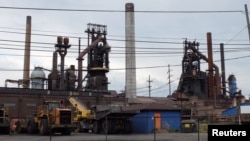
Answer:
(10, 100, 76, 135)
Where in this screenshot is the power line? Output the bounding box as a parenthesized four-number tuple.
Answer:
(1, 26, 249, 43)
(0, 34, 249, 49)
(0, 36, 249, 59)
(225, 25, 248, 44)
(0, 26, 250, 47)
(2, 55, 248, 71)
(0, 6, 245, 13)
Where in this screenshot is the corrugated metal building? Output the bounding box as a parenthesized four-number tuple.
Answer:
(126, 102, 182, 133)
(222, 102, 250, 124)
(222, 102, 250, 115)
(130, 110, 181, 133)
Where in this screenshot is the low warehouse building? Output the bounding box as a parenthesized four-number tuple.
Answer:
(126, 102, 184, 133)
(222, 102, 250, 124)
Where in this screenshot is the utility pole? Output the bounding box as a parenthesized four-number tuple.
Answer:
(147, 75, 153, 97)
(245, 4, 250, 43)
(167, 64, 173, 96)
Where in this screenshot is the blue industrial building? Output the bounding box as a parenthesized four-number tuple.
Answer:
(222, 102, 250, 116)
(127, 103, 182, 133)
(221, 102, 250, 124)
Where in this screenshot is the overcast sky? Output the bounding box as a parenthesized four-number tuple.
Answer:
(0, 0, 249, 98)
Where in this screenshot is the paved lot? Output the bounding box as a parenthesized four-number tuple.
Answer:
(0, 132, 208, 141)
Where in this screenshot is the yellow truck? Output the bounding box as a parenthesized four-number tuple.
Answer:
(11, 100, 76, 135)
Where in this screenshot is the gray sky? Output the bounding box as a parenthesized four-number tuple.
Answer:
(0, 0, 249, 98)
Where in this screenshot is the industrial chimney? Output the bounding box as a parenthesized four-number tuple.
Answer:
(23, 16, 32, 88)
(125, 3, 136, 99)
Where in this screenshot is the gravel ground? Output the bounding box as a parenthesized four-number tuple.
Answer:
(0, 132, 208, 141)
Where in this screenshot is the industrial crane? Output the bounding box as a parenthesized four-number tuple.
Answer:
(68, 96, 95, 132)
(68, 96, 138, 134)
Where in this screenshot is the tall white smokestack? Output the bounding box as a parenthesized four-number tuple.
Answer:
(125, 3, 136, 99)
